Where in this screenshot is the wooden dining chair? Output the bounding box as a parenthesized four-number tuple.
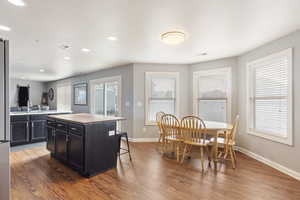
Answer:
(211, 115, 240, 169)
(180, 116, 211, 171)
(161, 114, 182, 162)
(156, 111, 165, 143)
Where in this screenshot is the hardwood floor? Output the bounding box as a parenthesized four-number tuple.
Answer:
(11, 143, 300, 200)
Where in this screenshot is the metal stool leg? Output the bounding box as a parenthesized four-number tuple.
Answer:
(125, 134, 132, 161)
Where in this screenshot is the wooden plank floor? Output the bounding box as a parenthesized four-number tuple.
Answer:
(11, 143, 300, 200)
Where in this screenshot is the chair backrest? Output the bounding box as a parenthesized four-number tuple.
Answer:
(156, 111, 165, 134)
(181, 116, 207, 144)
(229, 115, 240, 142)
(161, 114, 181, 139)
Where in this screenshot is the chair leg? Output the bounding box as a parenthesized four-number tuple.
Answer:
(176, 143, 180, 162)
(181, 144, 188, 164)
(206, 146, 211, 166)
(232, 146, 237, 163)
(200, 146, 204, 171)
(158, 133, 162, 143)
(125, 134, 132, 161)
(224, 145, 229, 160)
(229, 146, 236, 169)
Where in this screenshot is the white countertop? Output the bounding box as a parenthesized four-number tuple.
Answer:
(48, 113, 125, 124)
(10, 110, 72, 116)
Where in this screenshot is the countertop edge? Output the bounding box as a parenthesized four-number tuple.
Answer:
(48, 115, 126, 125)
(10, 111, 73, 116)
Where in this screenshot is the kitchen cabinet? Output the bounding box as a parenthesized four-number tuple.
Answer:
(31, 120, 47, 141)
(55, 129, 68, 162)
(10, 120, 30, 145)
(68, 133, 84, 170)
(10, 112, 71, 146)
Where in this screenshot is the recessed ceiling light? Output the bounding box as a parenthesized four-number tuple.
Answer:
(107, 36, 117, 41)
(0, 25, 11, 31)
(7, 0, 26, 7)
(60, 44, 71, 50)
(161, 31, 186, 45)
(39, 69, 45, 72)
(81, 48, 91, 52)
(64, 56, 70, 60)
(197, 52, 207, 56)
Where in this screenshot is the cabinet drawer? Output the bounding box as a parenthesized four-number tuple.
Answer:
(47, 120, 56, 127)
(11, 115, 29, 122)
(69, 123, 84, 135)
(31, 114, 48, 121)
(56, 121, 67, 132)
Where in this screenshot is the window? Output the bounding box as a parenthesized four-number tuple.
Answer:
(145, 72, 179, 125)
(247, 48, 293, 145)
(57, 84, 71, 111)
(90, 76, 121, 117)
(193, 68, 231, 123)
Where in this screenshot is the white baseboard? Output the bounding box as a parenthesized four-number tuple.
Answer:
(237, 147, 300, 181)
(127, 138, 159, 142)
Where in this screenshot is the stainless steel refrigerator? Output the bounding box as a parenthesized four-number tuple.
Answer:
(0, 39, 10, 200)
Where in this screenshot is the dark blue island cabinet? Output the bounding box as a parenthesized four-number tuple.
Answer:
(47, 113, 125, 177)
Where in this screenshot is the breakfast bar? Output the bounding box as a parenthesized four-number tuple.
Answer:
(46, 113, 125, 177)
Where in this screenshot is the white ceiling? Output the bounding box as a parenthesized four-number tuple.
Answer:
(1, 0, 300, 82)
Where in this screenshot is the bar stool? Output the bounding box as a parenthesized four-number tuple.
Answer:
(117, 132, 132, 161)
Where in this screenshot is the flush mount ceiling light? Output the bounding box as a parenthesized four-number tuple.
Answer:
(161, 31, 186, 45)
(7, 0, 26, 6)
(81, 48, 91, 52)
(0, 25, 11, 31)
(39, 69, 45, 72)
(64, 56, 70, 60)
(107, 36, 117, 41)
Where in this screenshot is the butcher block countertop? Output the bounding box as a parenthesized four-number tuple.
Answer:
(48, 113, 125, 124)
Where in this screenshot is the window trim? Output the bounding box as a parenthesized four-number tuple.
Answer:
(193, 67, 232, 123)
(89, 76, 122, 116)
(246, 48, 293, 146)
(144, 72, 180, 126)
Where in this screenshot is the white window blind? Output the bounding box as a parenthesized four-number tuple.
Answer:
(145, 72, 179, 125)
(193, 68, 231, 123)
(247, 48, 293, 145)
(57, 84, 71, 111)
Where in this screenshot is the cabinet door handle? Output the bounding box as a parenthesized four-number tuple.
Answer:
(66, 135, 69, 142)
(32, 122, 34, 128)
(57, 124, 63, 127)
(70, 127, 77, 131)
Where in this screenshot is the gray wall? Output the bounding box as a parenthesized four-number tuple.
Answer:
(189, 57, 239, 122)
(9, 78, 46, 107)
(132, 63, 190, 139)
(237, 30, 300, 173)
(46, 64, 134, 138)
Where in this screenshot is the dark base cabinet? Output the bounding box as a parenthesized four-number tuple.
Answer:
(47, 118, 119, 178)
(10, 115, 47, 146)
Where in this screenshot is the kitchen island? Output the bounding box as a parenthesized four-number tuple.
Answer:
(47, 113, 125, 177)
